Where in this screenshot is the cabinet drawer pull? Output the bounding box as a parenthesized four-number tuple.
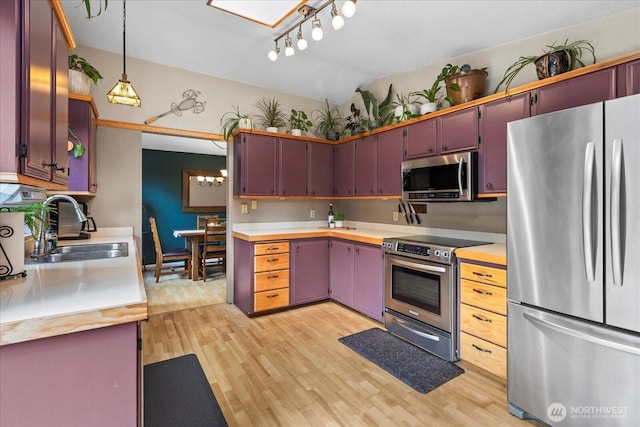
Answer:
(266, 247, 280, 251)
(472, 271, 493, 278)
(266, 275, 279, 279)
(267, 258, 279, 262)
(472, 314, 492, 323)
(472, 344, 492, 353)
(472, 288, 493, 295)
(266, 293, 279, 299)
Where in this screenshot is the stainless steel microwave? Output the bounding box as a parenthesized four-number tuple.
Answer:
(401, 151, 477, 202)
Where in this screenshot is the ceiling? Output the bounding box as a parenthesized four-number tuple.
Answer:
(60, 1, 639, 105)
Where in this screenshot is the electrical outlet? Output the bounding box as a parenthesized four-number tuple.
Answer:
(241, 203, 248, 214)
(251, 200, 258, 210)
(310, 209, 315, 218)
(393, 211, 399, 221)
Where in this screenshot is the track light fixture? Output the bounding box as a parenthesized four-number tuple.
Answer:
(267, 1, 357, 61)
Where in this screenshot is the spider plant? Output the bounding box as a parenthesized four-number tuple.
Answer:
(494, 39, 596, 93)
(81, 0, 108, 19)
(220, 106, 254, 141)
(313, 99, 344, 140)
(254, 97, 287, 130)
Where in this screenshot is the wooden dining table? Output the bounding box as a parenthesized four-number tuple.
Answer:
(173, 228, 226, 281)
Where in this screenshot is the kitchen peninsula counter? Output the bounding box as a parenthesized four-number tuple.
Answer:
(232, 226, 412, 246)
(0, 227, 147, 346)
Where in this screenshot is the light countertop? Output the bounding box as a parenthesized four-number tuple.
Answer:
(0, 227, 147, 346)
(232, 226, 414, 246)
(455, 243, 506, 266)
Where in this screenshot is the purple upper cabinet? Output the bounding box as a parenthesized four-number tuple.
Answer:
(437, 106, 479, 154)
(353, 243, 383, 322)
(478, 93, 530, 194)
(354, 135, 377, 196)
(290, 239, 329, 305)
(279, 137, 307, 196)
(329, 239, 355, 307)
(532, 67, 616, 115)
(308, 142, 333, 197)
(334, 140, 355, 196)
(377, 127, 404, 196)
(617, 59, 640, 97)
(51, 15, 68, 186)
(67, 99, 97, 192)
(404, 117, 437, 159)
(0, 0, 20, 174)
(240, 133, 278, 195)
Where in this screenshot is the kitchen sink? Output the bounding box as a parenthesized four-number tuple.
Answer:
(29, 242, 129, 264)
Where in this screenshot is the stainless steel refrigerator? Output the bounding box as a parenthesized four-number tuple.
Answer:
(506, 93, 640, 426)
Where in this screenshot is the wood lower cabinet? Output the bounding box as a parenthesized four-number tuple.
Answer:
(459, 261, 507, 379)
(233, 238, 290, 315)
(290, 238, 329, 305)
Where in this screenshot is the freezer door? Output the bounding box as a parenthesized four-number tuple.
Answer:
(508, 302, 640, 426)
(507, 103, 604, 322)
(605, 94, 640, 333)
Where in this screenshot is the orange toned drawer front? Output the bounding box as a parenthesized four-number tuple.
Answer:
(460, 332, 507, 379)
(460, 263, 507, 288)
(460, 304, 507, 347)
(461, 279, 507, 315)
(254, 288, 290, 312)
(254, 253, 290, 272)
(255, 242, 289, 256)
(254, 270, 290, 292)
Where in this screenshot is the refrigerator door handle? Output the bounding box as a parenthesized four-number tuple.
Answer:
(582, 141, 597, 283)
(457, 157, 466, 196)
(610, 138, 624, 287)
(523, 312, 640, 356)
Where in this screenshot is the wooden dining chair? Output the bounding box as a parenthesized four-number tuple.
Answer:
(200, 222, 226, 281)
(196, 215, 220, 229)
(149, 217, 192, 283)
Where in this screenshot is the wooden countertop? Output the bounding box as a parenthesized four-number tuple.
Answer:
(0, 228, 147, 346)
(455, 243, 506, 266)
(232, 227, 414, 246)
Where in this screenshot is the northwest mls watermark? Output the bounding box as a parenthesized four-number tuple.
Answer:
(547, 402, 629, 423)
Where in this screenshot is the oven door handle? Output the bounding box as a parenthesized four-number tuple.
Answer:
(394, 317, 440, 342)
(421, 265, 446, 273)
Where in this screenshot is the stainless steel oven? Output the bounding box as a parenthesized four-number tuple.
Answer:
(382, 235, 488, 361)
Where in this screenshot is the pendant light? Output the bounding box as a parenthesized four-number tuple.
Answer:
(107, 0, 141, 107)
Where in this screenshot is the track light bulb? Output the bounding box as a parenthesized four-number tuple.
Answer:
(342, 0, 356, 18)
(311, 18, 323, 41)
(285, 34, 295, 56)
(268, 42, 279, 61)
(331, 3, 344, 30)
(297, 27, 308, 50)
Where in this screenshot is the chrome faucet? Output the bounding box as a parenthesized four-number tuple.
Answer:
(32, 195, 87, 257)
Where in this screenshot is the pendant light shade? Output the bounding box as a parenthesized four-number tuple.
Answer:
(107, 0, 141, 107)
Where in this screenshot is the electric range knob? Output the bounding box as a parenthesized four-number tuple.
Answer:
(434, 250, 441, 257)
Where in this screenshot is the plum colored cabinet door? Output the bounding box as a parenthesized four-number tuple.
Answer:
(617, 59, 640, 96)
(67, 98, 97, 192)
(478, 93, 530, 194)
(239, 133, 278, 195)
(377, 127, 404, 196)
(404, 118, 437, 159)
(353, 244, 383, 322)
(291, 239, 329, 305)
(308, 142, 333, 197)
(279, 137, 307, 196)
(334, 140, 355, 196)
(532, 67, 616, 115)
(329, 240, 354, 306)
(354, 135, 377, 196)
(437, 107, 479, 154)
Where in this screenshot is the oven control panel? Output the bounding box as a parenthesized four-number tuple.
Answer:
(383, 240, 452, 263)
(397, 242, 431, 257)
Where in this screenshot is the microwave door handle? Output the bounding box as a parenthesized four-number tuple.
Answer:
(458, 157, 466, 196)
(582, 141, 597, 284)
(610, 139, 623, 287)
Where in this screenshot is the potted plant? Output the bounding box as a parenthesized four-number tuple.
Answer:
(0, 203, 50, 278)
(443, 64, 488, 106)
(289, 109, 312, 136)
(254, 97, 287, 133)
(220, 106, 254, 141)
(494, 39, 596, 93)
(355, 84, 394, 130)
(68, 54, 103, 95)
(81, 0, 108, 19)
(412, 69, 449, 114)
(313, 99, 344, 141)
(390, 92, 419, 123)
(334, 212, 345, 228)
(344, 103, 363, 136)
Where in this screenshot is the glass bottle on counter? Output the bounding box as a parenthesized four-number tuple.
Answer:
(328, 204, 334, 227)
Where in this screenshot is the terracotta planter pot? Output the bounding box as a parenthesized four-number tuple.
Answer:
(446, 69, 487, 106)
(534, 50, 570, 80)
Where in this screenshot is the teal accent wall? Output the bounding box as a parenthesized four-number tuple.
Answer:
(142, 149, 226, 266)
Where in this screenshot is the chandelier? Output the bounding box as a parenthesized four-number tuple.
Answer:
(268, 0, 357, 61)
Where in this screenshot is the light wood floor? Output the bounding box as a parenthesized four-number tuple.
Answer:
(142, 272, 539, 426)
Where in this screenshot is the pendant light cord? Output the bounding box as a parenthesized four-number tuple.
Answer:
(122, 0, 127, 76)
